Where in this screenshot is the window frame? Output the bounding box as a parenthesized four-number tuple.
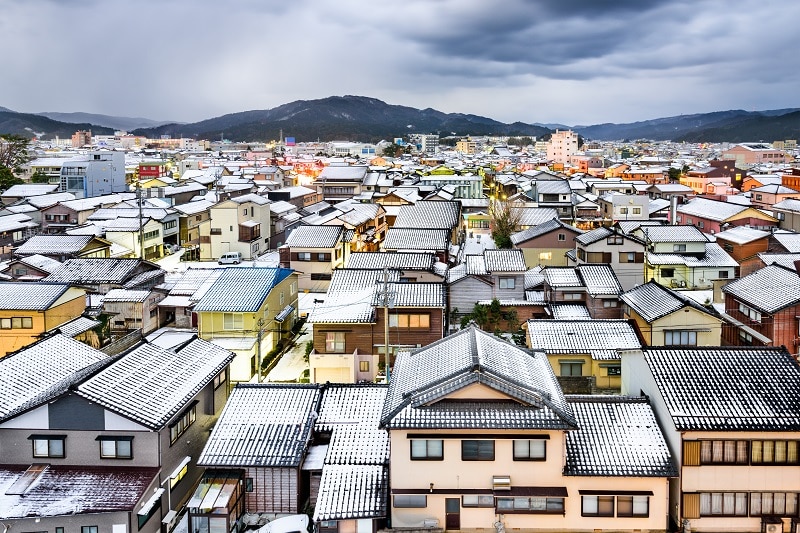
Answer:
(393, 495, 427, 508)
(97, 436, 134, 459)
(30, 435, 66, 458)
(410, 439, 444, 461)
(325, 331, 346, 353)
(513, 439, 547, 461)
(461, 439, 495, 461)
(499, 277, 516, 289)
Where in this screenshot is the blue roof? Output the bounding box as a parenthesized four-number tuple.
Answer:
(193, 267, 294, 312)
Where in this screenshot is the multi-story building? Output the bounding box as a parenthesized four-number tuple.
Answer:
(60, 151, 127, 198)
(546, 130, 579, 165)
(209, 193, 271, 261)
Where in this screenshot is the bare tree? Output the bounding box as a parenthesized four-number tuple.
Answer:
(0, 134, 31, 172)
(489, 198, 523, 249)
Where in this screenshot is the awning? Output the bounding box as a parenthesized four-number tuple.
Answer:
(138, 488, 164, 516)
(275, 304, 295, 323)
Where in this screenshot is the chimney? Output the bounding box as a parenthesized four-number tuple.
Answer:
(670, 196, 678, 225)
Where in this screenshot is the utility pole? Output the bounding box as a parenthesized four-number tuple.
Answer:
(137, 179, 144, 260)
(256, 317, 264, 383)
(383, 266, 391, 383)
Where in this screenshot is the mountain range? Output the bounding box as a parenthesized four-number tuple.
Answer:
(1, 96, 799, 143)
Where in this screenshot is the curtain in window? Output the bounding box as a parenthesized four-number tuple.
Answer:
(712, 441, 724, 462)
(788, 441, 798, 463)
(736, 441, 748, 463)
(700, 493, 711, 515)
(723, 493, 735, 515)
(751, 441, 763, 463)
(775, 441, 787, 463)
(711, 493, 723, 515)
(582, 496, 598, 514)
(735, 493, 748, 516)
(700, 441, 712, 463)
(723, 441, 736, 462)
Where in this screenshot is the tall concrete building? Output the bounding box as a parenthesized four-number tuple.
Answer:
(547, 129, 579, 165)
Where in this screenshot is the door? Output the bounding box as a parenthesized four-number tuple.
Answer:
(445, 498, 460, 530)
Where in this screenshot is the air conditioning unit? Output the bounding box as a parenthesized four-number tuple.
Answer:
(765, 524, 780, 533)
(423, 519, 439, 528)
(493, 475, 511, 491)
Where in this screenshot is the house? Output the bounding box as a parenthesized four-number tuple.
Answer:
(1, 183, 60, 205)
(772, 198, 800, 232)
(721, 142, 789, 166)
(0, 254, 62, 280)
(391, 200, 462, 245)
(525, 319, 641, 393)
(634, 225, 737, 290)
(381, 326, 674, 533)
(622, 346, 800, 533)
(44, 258, 165, 295)
(0, 282, 86, 355)
(14, 234, 112, 262)
(621, 280, 723, 346)
(542, 264, 623, 319)
(749, 184, 800, 209)
(307, 268, 446, 383)
(713, 226, 771, 264)
(510, 217, 583, 268)
(193, 267, 298, 382)
(382, 228, 451, 263)
(719, 263, 800, 347)
(329, 201, 388, 253)
(315, 165, 369, 204)
(172, 199, 214, 261)
(0, 333, 234, 533)
(102, 288, 166, 336)
(346, 252, 445, 283)
(0, 213, 38, 259)
(597, 194, 650, 224)
(209, 194, 271, 260)
(675, 197, 778, 234)
(280, 224, 349, 291)
(680, 167, 732, 195)
(570, 226, 646, 291)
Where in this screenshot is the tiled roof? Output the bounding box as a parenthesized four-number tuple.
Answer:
(771, 230, 800, 253)
(772, 198, 800, 213)
(313, 465, 388, 521)
(677, 197, 747, 222)
(0, 282, 73, 310)
(550, 304, 591, 319)
(77, 338, 234, 430)
(347, 252, 436, 271)
(318, 165, 369, 182)
(621, 280, 717, 322)
(576, 264, 622, 296)
(510, 217, 580, 245)
(543, 267, 583, 288)
(721, 263, 800, 313)
(375, 282, 445, 308)
(383, 228, 449, 251)
(526, 319, 641, 359)
(15, 235, 94, 255)
(646, 243, 738, 268)
(714, 226, 770, 245)
(54, 316, 101, 337)
(564, 396, 677, 477)
(381, 325, 577, 430)
(284, 224, 344, 248)
(643, 346, 800, 431)
(483, 249, 527, 272)
(638, 225, 710, 243)
(0, 334, 112, 422)
(512, 207, 561, 227)
(616, 220, 663, 235)
(525, 266, 545, 289)
(14, 254, 62, 273)
(575, 226, 613, 245)
(0, 465, 159, 518)
(393, 201, 460, 230)
(198, 384, 321, 467)
(102, 289, 150, 303)
(756, 252, 800, 270)
(308, 269, 399, 324)
(169, 267, 224, 297)
(193, 267, 293, 312)
(45, 259, 151, 284)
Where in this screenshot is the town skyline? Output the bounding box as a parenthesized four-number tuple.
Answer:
(3, 0, 799, 126)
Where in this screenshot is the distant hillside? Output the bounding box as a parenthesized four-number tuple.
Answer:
(673, 110, 800, 143)
(131, 95, 552, 142)
(0, 111, 114, 139)
(37, 112, 177, 132)
(575, 109, 800, 141)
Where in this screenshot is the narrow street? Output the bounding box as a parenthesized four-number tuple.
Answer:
(265, 291, 318, 382)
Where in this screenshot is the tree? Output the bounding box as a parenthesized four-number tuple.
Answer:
(0, 166, 23, 192)
(0, 134, 31, 173)
(489, 198, 522, 249)
(30, 170, 50, 183)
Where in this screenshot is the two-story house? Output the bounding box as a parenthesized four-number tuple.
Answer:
(280, 224, 349, 292)
(193, 267, 298, 383)
(622, 346, 800, 533)
(209, 194, 271, 261)
(0, 333, 234, 533)
(382, 326, 675, 532)
(675, 197, 778, 234)
(510, 218, 583, 268)
(570, 226, 646, 291)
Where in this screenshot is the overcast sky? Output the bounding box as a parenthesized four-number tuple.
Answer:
(2, 0, 798, 127)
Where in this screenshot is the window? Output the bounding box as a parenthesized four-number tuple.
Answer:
(359, 360, 370, 373)
(582, 495, 614, 516)
(325, 332, 346, 353)
(607, 235, 624, 245)
(698, 492, 749, 516)
(632, 207, 642, 215)
(756, 194, 763, 201)
(496, 497, 564, 513)
(750, 492, 799, 516)
(718, 270, 729, 279)
(619, 207, 629, 215)
(169, 403, 197, 444)
(297, 252, 311, 261)
(738, 302, 761, 323)
(31, 435, 65, 458)
(617, 495, 650, 517)
(538, 252, 552, 261)
(245, 478, 254, 492)
(698, 220, 704, 228)
(317, 253, 330, 262)
(56, 528, 64, 533)
(557, 233, 566, 241)
(0, 316, 33, 329)
(603, 300, 618, 308)
(619, 252, 644, 263)
(700, 440, 749, 464)
(462, 440, 495, 461)
(213, 370, 226, 389)
(661, 268, 675, 278)
(751, 440, 800, 464)
(143, 229, 159, 240)
(563, 292, 582, 301)
(499, 277, 515, 289)
(394, 495, 427, 508)
(389, 314, 430, 328)
(513, 439, 546, 460)
(673, 244, 687, 252)
(560, 361, 583, 376)
(462, 495, 494, 507)
(98, 436, 133, 459)
(411, 439, 443, 460)
(223, 313, 243, 330)
(665, 330, 697, 346)
(606, 365, 621, 376)
(82, 527, 99, 533)
(310, 273, 332, 281)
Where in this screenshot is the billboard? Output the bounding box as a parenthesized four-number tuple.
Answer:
(285, 137, 296, 146)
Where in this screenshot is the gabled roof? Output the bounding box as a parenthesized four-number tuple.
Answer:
(512, 207, 561, 227)
(465, 249, 527, 275)
(771, 230, 800, 253)
(0, 282, 76, 310)
(643, 346, 800, 431)
(380, 325, 577, 430)
(510, 217, 581, 245)
(393, 201, 460, 230)
(714, 226, 770, 245)
(564, 396, 677, 477)
(198, 384, 321, 467)
(383, 228, 449, 251)
(646, 242, 738, 268)
(0, 334, 113, 423)
(284, 224, 344, 248)
(45, 259, 161, 285)
(550, 304, 591, 319)
(721, 263, 800, 313)
(526, 319, 641, 360)
(346, 252, 436, 271)
(193, 267, 293, 312)
(576, 264, 622, 296)
(575, 226, 614, 246)
(76, 337, 234, 430)
(308, 269, 399, 324)
(622, 280, 719, 322)
(15, 235, 97, 255)
(637, 224, 710, 243)
(543, 267, 582, 288)
(676, 197, 750, 222)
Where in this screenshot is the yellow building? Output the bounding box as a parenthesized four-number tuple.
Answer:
(621, 280, 723, 346)
(0, 282, 86, 356)
(193, 267, 298, 382)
